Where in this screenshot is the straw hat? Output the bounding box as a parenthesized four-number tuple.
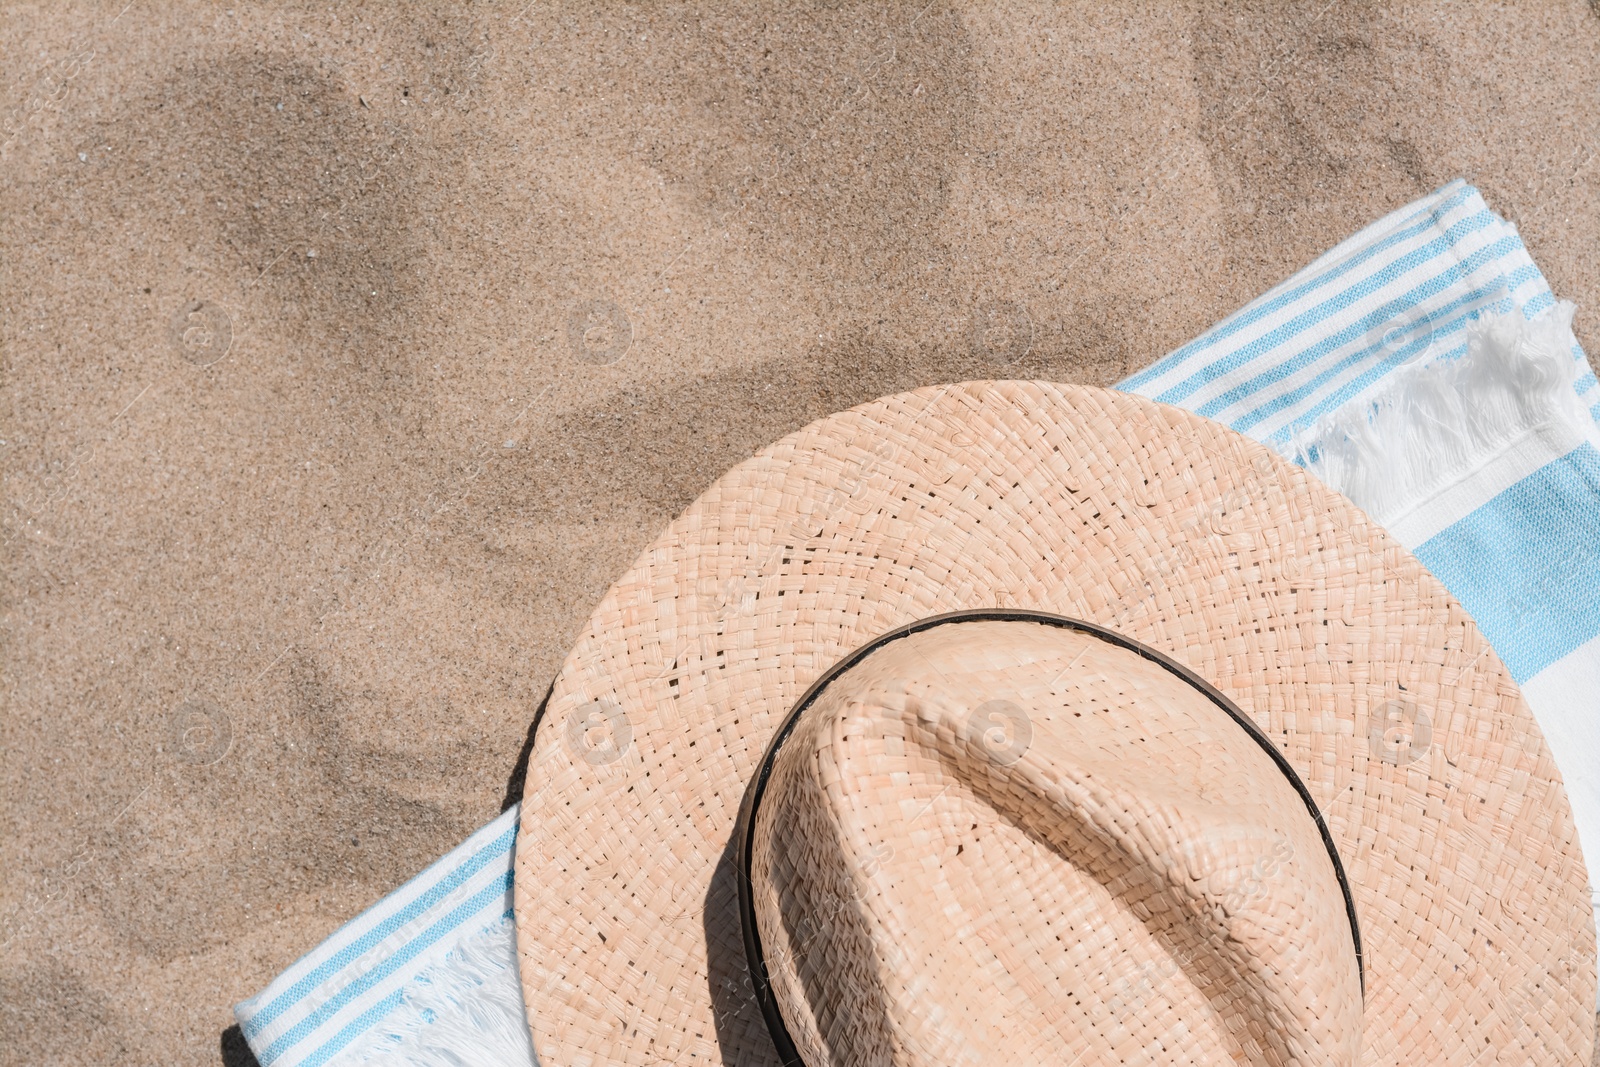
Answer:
(513, 382, 1595, 1065)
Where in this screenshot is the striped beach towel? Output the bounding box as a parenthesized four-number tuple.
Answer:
(1121, 179, 1600, 436)
(235, 179, 1600, 1065)
(234, 808, 531, 1067)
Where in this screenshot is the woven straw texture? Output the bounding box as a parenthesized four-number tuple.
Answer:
(751, 619, 1363, 1066)
(514, 382, 1595, 1065)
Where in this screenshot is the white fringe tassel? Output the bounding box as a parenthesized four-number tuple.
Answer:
(1289, 302, 1590, 527)
(333, 915, 539, 1067)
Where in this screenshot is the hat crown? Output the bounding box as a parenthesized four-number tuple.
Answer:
(747, 618, 1362, 1067)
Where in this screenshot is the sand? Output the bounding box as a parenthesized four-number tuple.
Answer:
(2, 2, 1598, 1063)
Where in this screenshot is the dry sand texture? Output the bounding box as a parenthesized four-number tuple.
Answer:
(3, 2, 1599, 1064)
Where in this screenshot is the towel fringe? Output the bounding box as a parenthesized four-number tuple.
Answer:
(1289, 303, 1590, 525)
(333, 915, 536, 1067)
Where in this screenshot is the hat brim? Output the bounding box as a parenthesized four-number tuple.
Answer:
(514, 382, 1595, 1064)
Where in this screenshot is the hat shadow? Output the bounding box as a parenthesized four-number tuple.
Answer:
(501, 682, 556, 813)
(704, 784, 895, 1066)
(704, 832, 786, 1066)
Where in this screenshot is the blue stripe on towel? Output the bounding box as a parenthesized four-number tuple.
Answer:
(1413, 444, 1600, 682)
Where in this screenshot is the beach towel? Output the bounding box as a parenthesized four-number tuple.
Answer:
(234, 179, 1600, 1066)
